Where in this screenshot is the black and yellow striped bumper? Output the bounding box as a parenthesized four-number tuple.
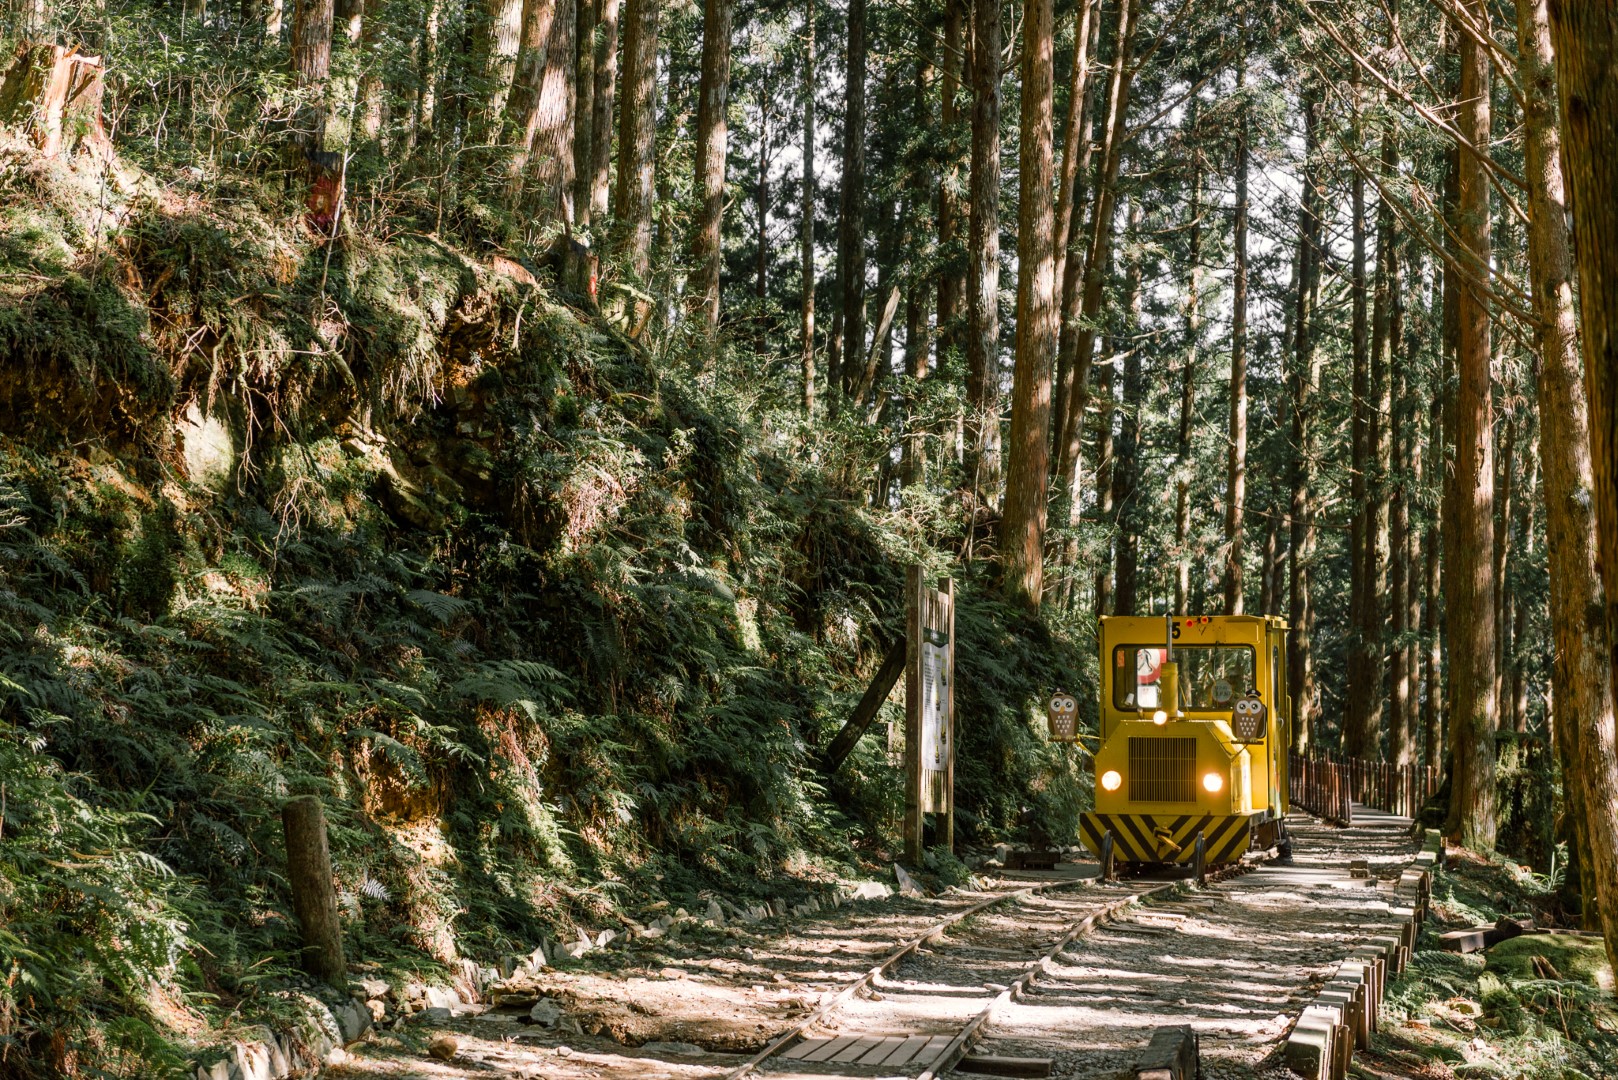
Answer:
(1081, 811, 1269, 866)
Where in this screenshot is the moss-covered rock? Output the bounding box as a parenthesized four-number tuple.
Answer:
(1486, 934, 1615, 993)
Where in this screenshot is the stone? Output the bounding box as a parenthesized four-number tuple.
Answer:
(706, 900, 725, 924)
(229, 1043, 271, 1080)
(416, 1007, 453, 1024)
(336, 1000, 371, 1044)
(851, 881, 891, 902)
(492, 990, 540, 1008)
(352, 977, 390, 1000)
(596, 929, 617, 948)
(637, 926, 666, 940)
(427, 1036, 459, 1061)
(530, 999, 565, 1028)
(424, 986, 462, 1011)
(264, 1035, 289, 1076)
(894, 864, 924, 898)
(659, 967, 688, 980)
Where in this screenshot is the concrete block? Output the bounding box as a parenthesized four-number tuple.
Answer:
(1284, 1015, 1336, 1080)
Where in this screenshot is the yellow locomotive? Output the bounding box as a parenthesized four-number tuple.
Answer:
(1079, 614, 1291, 871)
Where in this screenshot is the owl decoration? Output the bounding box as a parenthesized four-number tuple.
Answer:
(1048, 692, 1079, 742)
(1230, 690, 1268, 743)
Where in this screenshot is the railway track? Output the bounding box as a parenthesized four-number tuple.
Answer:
(724, 807, 1421, 1079)
(719, 857, 1262, 1079)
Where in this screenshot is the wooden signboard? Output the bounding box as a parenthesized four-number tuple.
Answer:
(904, 566, 954, 864)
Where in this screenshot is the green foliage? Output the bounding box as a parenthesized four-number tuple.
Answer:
(1381, 858, 1618, 1078)
(0, 163, 1085, 1078)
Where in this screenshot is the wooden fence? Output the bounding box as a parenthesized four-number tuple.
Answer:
(1288, 751, 1353, 825)
(1288, 751, 1441, 825)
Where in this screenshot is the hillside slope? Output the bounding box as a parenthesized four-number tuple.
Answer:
(0, 132, 1087, 1076)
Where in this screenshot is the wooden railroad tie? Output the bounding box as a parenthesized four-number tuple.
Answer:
(958, 1053, 1054, 1077)
(1134, 1025, 1198, 1080)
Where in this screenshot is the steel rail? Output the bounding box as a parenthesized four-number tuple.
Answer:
(913, 853, 1273, 1080)
(718, 873, 1112, 1080)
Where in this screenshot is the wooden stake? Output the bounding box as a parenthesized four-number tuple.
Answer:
(905, 565, 924, 865)
(282, 795, 347, 987)
(943, 576, 955, 854)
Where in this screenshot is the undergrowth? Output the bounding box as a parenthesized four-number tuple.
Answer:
(1370, 852, 1618, 1079)
(0, 134, 1089, 1076)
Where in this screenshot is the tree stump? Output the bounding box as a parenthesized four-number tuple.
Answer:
(0, 42, 111, 158)
(282, 795, 348, 987)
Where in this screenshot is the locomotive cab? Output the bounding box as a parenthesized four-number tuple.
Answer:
(1081, 615, 1291, 868)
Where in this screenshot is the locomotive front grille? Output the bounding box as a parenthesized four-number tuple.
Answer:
(1128, 737, 1198, 803)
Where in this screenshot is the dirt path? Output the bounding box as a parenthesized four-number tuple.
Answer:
(330, 809, 1419, 1080)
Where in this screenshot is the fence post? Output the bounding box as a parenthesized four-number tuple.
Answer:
(283, 796, 347, 988)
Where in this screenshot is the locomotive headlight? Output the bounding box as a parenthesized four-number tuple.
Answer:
(1101, 770, 1123, 792)
(1151, 709, 1168, 725)
(1202, 772, 1225, 793)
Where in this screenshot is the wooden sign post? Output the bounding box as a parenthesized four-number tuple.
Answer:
(904, 566, 955, 865)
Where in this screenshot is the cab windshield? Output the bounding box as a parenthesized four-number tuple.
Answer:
(1112, 645, 1257, 712)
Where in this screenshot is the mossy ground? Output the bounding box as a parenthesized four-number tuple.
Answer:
(1355, 851, 1618, 1079)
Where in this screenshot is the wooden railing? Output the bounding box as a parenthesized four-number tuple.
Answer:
(1288, 751, 1354, 825)
(1289, 751, 1441, 825)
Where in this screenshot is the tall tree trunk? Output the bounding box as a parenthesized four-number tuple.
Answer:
(1391, 326, 1413, 766)
(504, 0, 556, 200)
(835, 0, 869, 408)
(512, 0, 575, 219)
(574, 0, 596, 226)
(291, 0, 335, 152)
(964, 0, 1002, 502)
(1368, 127, 1396, 749)
(1111, 201, 1144, 616)
(902, 46, 935, 489)
(1446, 2, 1497, 850)
(936, 0, 967, 358)
(1344, 79, 1375, 760)
(800, 0, 816, 417)
(1093, 352, 1116, 617)
(589, 0, 618, 219)
(1002, 0, 1057, 610)
(1510, 460, 1534, 733)
(690, 0, 734, 334)
(1174, 140, 1202, 613)
(1259, 505, 1280, 616)
(614, 0, 658, 276)
(1224, 34, 1249, 615)
(1529, 0, 1618, 968)
(755, 84, 771, 350)
(477, 0, 527, 147)
(1405, 343, 1424, 761)
(1050, 0, 1098, 434)
(1052, 0, 1137, 512)
(1495, 405, 1518, 716)
(1289, 89, 1323, 753)
(411, 0, 441, 149)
